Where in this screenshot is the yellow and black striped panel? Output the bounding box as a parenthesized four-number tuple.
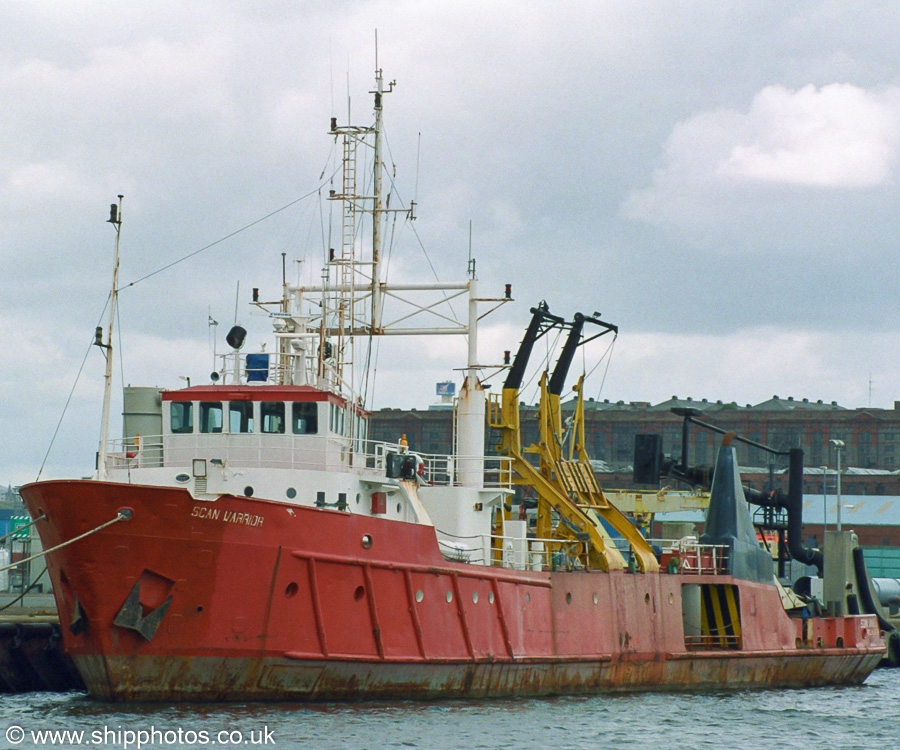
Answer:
(699, 584, 742, 650)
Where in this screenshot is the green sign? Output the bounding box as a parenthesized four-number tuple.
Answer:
(9, 516, 30, 539)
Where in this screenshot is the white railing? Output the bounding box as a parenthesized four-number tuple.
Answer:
(436, 532, 593, 571)
(103, 434, 512, 490)
(435, 532, 732, 575)
(370, 442, 512, 489)
(648, 537, 731, 575)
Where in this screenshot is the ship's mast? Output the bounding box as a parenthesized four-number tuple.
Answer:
(281, 71, 511, 422)
(372, 69, 385, 332)
(97, 195, 123, 480)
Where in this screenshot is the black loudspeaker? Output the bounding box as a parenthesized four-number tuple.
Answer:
(226, 325, 247, 350)
(633, 434, 662, 485)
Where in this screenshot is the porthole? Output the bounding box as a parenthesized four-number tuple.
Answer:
(668, 593, 674, 604)
(285, 582, 298, 598)
(396, 502, 402, 513)
(243, 486, 254, 497)
(592, 593, 599, 605)
(286, 487, 297, 499)
(361, 534, 373, 549)
(566, 592, 572, 604)
(446, 591, 453, 603)
(525, 593, 531, 603)
(415, 589, 424, 603)
(197, 606, 204, 613)
(644, 593, 651, 604)
(353, 585, 365, 601)
(488, 592, 495, 604)
(472, 592, 479, 604)
(356, 493, 361, 505)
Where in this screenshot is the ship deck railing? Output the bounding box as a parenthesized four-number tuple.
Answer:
(437, 532, 730, 575)
(647, 538, 731, 576)
(437, 532, 580, 571)
(102, 434, 513, 490)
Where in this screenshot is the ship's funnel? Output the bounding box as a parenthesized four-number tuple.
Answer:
(700, 435, 773, 583)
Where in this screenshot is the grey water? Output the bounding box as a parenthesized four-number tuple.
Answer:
(3, 670, 898, 750)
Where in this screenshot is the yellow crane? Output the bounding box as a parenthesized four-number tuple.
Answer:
(488, 303, 659, 573)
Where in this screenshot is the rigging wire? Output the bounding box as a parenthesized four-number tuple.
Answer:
(556, 331, 619, 450)
(589, 333, 618, 401)
(35, 298, 110, 482)
(382, 127, 461, 324)
(38, 170, 338, 479)
(522, 327, 563, 407)
(120, 181, 333, 292)
(115, 295, 132, 484)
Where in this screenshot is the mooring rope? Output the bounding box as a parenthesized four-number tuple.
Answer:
(0, 566, 48, 615)
(0, 510, 130, 574)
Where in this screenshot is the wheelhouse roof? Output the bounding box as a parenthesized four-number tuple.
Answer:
(161, 384, 352, 408)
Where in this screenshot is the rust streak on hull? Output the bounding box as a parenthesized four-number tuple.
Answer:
(75, 652, 883, 702)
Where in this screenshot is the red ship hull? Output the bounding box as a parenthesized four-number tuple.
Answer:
(21, 480, 884, 701)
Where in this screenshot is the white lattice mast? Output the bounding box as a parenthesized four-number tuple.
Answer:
(282, 68, 511, 448)
(323, 68, 393, 399)
(335, 114, 358, 395)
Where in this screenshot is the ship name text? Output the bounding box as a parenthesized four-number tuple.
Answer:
(191, 506, 264, 527)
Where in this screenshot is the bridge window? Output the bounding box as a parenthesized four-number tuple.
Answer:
(200, 402, 223, 433)
(170, 402, 193, 434)
(229, 401, 254, 433)
(261, 402, 285, 434)
(292, 402, 318, 434)
(330, 403, 345, 434)
(355, 413, 367, 451)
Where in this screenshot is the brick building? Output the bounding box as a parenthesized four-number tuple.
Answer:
(371, 395, 900, 559)
(369, 395, 900, 496)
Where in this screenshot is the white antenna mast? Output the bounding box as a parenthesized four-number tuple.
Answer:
(96, 195, 123, 480)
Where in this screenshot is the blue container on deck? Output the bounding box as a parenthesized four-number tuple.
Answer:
(246, 353, 269, 382)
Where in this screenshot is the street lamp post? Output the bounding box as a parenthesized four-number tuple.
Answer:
(820, 466, 828, 536)
(829, 440, 845, 532)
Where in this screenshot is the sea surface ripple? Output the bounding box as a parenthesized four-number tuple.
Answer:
(2, 669, 898, 750)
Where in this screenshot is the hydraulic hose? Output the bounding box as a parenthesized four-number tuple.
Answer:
(743, 448, 823, 575)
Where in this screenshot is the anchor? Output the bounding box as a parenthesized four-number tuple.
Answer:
(113, 582, 172, 642)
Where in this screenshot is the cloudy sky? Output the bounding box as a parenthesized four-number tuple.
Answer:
(3, 1, 900, 484)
